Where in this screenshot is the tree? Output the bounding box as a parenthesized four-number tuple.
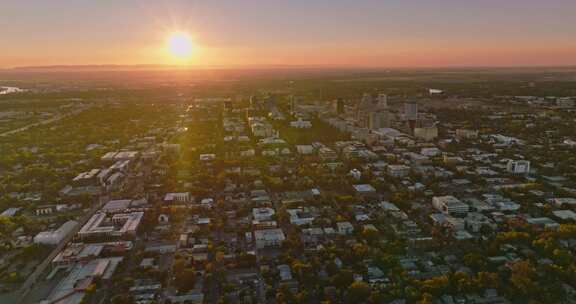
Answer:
(111, 295, 135, 304)
(331, 270, 354, 290)
(294, 290, 309, 303)
(173, 257, 186, 275)
(476, 272, 499, 289)
(404, 286, 421, 301)
(0, 216, 16, 237)
(532, 237, 557, 255)
(173, 267, 197, 292)
(361, 228, 379, 244)
(351, 243, 369, 261)
(345, 281, 371, 303)
(454, 272, 475, 293)
(421, 275, 450, 296)
(463, 252, 487, 271)
(509, 260, 536, 297)
(291, 260, 316, 287)
(418, 293, 434, 304)
(552, 249, 573, 267)
(558, 224, 576, 238)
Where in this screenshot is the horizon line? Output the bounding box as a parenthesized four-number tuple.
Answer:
(2, 63, 576, 72)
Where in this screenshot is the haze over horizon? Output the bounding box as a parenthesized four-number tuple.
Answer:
(2, 0, 576, 69)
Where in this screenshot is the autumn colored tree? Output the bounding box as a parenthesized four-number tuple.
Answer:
(509, 260, 537, 298)
(173, 267, 197, 292)
(345, 281, 371, 304)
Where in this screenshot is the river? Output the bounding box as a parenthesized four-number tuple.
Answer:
(0, 86, 26, 95)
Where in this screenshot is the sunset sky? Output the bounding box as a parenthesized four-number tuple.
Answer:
(2, 0, 576, 68)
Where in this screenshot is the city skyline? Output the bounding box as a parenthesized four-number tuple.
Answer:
(2, 0, 576, 68)
(2, 2, 576, 302)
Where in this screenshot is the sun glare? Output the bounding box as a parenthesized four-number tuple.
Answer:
(167, 32, 193, 60)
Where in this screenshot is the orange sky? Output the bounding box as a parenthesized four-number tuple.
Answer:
(2, 1, 576, 68)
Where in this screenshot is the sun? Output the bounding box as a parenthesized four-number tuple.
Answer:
(167, 32, 194, 59)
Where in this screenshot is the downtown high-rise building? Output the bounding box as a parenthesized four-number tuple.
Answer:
(377, 93, 388, 109)
(368, 111, 392, 129)
(333, 98, 345, 115)
(356, 93, 375, 128)
(249, 95, 260, 109)
(289, 95, 296, 113)
(404, 101, 418, 120)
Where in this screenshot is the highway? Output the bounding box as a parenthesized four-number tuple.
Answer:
(0, 106, 90, 138)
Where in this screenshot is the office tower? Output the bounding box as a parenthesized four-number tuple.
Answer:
(359, 93, 373, 111)
(289, 95, 295, 113)
(404, 102, 418, 120)
(377, 93, 388, 109)
(356, 93, 374, 128)
(368, 111, 392, 130)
